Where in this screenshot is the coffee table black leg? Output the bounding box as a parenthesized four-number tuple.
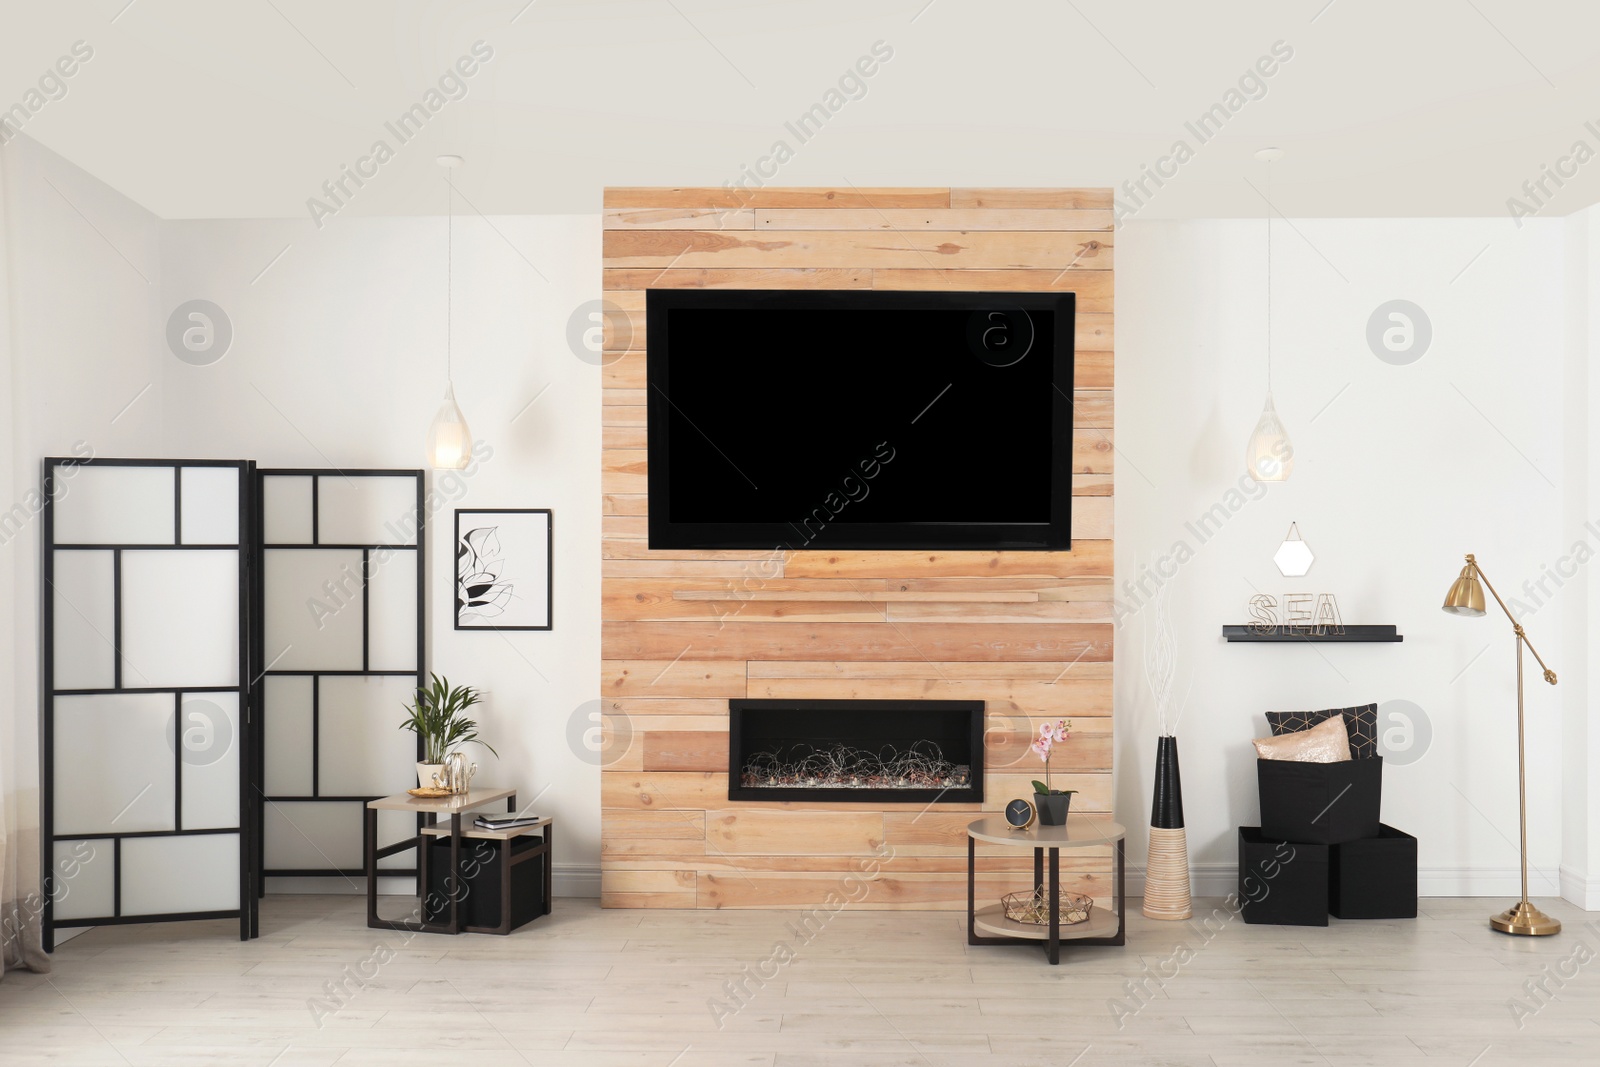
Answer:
(1047, 846, 1060, 965)
(448, 812, 462, 934)
(1113, 837, 1127, 946)
(966, 833, 977, 945)
(1033, 845, 1043, 891)
(417, 816, 431, 924)
(544, 822, 554, 915)
(364, 806, 379, 928)
(498, 836, 514, 935)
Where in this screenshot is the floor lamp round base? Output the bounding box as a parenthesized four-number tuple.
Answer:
(1491, 901, 1561, 936)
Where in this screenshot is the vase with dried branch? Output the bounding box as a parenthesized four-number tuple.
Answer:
(1142, 573, 1192, 920)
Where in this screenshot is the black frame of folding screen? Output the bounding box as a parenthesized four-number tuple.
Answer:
(40, 462, 426, 951)
(252, 469, 426, 887)
(40, 457, 257, 949)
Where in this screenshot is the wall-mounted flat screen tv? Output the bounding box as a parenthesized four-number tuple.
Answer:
(645, 289, 1075, 551)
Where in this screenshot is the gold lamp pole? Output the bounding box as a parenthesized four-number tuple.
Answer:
(1441, 553, 1560, 936)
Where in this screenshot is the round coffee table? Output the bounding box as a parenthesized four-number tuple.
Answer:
(967, 815, 1127, 964)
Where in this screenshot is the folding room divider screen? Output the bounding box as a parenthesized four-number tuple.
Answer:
(40, 459, 424, 948)
(257, 470, 425, 888)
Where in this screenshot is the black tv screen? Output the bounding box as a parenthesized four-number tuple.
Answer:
(645, 289, 1075, 551)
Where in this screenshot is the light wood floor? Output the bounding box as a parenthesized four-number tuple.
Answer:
(2, 894, 1598, 1065)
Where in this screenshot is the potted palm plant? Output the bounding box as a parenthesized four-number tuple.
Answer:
(401, 674, 497, 788)
(1031, 719, 1077, 825)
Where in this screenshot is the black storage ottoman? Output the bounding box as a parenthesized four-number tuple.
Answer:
(1330, 824, 1417, 919)
(424, 831, 549, 933)
(1258, 756, 1383, 845)
(1238, 826, 1328, 926)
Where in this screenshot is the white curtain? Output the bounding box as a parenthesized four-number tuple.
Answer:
(0, 141, 50, 977)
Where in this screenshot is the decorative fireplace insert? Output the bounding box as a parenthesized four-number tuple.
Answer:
(728, 698, 985, 803)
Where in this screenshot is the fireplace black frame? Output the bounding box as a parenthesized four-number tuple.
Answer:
(727, 698, 985, 803)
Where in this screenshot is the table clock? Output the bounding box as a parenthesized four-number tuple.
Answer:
(1004, 798, 1037, 831)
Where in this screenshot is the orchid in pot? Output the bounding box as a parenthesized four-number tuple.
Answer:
(1031, 719, 1076, 825)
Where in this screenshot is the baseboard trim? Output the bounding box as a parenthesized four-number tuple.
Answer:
(1415, 865, 1565, 898)
(554, 863, 600, 898)
(266, 875, 417, 896)
(1126, 862, 1574, 901)
(1126, 863, 1235, 900)
(271, 864, 1583, 905)
(1560, 865, 1600, 910)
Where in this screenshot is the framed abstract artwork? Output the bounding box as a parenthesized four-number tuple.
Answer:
(454, 508, 553, 631)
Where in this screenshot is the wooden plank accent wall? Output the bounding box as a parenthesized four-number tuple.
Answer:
(600, 187, 1114, 909)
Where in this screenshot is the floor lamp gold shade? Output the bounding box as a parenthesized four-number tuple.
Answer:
(1441, 553, 1560, 936)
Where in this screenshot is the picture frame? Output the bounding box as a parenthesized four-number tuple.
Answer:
(454, 508, 552, 631)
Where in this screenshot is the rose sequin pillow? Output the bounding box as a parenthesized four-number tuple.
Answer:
(1252, 713, 1352, 763)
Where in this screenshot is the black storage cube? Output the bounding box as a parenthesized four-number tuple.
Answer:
(424, 833, 546, 931)
(1238, 826, 1329, 926)
(1258, 756, 1382, 845)
(1330, 824, 1417, 919)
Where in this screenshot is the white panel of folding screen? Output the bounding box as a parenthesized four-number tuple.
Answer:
(42, 459, 252, 947)
(257, 470, 424, 883)
(43, 462, 427, 949)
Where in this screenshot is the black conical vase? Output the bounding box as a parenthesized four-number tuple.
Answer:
(1144, 735, 1192, 919)
(1151, 735, 1184, 829)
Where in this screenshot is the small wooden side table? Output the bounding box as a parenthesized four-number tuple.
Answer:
(365, 787, 518, 935)
(967, 815, 1127, 965)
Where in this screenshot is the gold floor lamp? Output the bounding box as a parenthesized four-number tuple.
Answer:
(1441, 553, 1560, 936)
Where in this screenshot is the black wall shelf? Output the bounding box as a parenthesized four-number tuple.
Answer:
(1223, 625, 1403, 643)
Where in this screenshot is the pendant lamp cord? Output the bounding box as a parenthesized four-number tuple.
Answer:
(1265, 159, 1272, 396)
(448, 168, 454, 382)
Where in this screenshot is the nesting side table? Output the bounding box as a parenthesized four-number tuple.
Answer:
(365, 786, 520, 935)
(419, 818, 552, 934)
(967, 815, 1127, 964)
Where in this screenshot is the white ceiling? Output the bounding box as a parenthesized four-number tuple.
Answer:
(7, 0, 1600, 220)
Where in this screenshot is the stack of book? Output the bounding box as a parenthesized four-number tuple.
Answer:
(474, 813, 544, 832)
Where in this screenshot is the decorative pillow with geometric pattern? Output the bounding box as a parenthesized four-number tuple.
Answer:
(1265, 704, 1378, 761)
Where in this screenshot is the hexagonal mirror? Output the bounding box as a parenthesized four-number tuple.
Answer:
(1274, 522, 1314, 577)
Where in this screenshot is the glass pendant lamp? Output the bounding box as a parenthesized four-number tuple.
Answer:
(426, 154, 472, 470)
(1246, 147, 1293, 482)
(426, 382, 472, 470)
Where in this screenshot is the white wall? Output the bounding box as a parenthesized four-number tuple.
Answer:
(2, 137, 164, 920)
(1562, 205, 1600, 909)
(2, 137, 604, 895)
(0, 114, 34, 958)
(1115, 217, 1572, 898)
(9, 135, 1597, 905)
